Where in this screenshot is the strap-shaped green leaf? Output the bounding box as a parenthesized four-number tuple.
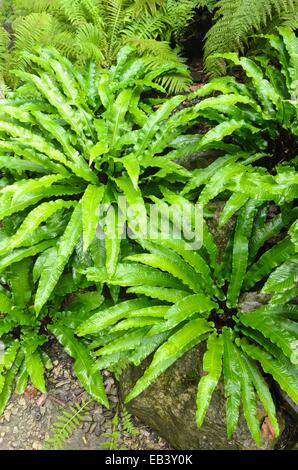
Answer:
(150, 293, 217, 335)
(240, 341, 298, 405)
(111, 316, 163, 332)
(263, 256, 298, 293)
(105, 204, 125, 278)
(219, 192, 249, 227)
(126, 286, 188, 303)
(244, 237, 295, 290)
(0, 155, 45, 173)
(227, 200, 259, 307)
(96, 328, 150, 356)
(125, 319, 213, 403)
(182, 154, 239, 195)
(77, 298, 153, 336)
(235, 348, 261, 447)
(126, 241, 203, 293)
(24, 350, 46, 394)
(0, 292, 13, 314)
(222, 327, 241, 439)
(133, 95, 184, 158)
(0, 120, 69, 166)
(240, 353, 279, 438)
(108, 88, 134, 147)
(6, 258, 32, 308)
(85, 263, 185, 289)
(196, 333, 223, 428)
(0, 349, 24, 416)
(121, 154, 140, 190)
(0, 199, 76, 256)
(155, 238, 215, 294)
(250, 212, 285, 260)
(278, 27, 298, 85)
(0, 174, 63, 220)
(128, 306, 169, 319)
(238, 307, 298, 361)
(0, 341, 20, 374)
(81, 184, 105, 252)
(129, 331, 172, 367)
(34, 202, 82, 314)
(15, 360, 29, 395)
(49, 324, 108, 407)
(0, 239, 57, 273)
(289, 220, 298, 252)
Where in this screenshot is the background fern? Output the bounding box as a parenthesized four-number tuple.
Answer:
(0, 0, 213, 93)
(101, 404, 137, 450)
(204, 0, 298, 76)
(43, 399, 91, 450)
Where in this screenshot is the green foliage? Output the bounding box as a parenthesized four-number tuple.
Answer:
(0, 249, 109, 411)
(0, 27, 297, 446)
(184, 29, 298, 189)
(102, 404, 137, 450)
(204, 0, 298, 75)
(0, 259, 49, 414)
(78, 197, 297, 445)
(43, 399, 91, 450)
(0, 0, 213, 93)
(0, 45, 264, 320)
(0, 47, 188, 315)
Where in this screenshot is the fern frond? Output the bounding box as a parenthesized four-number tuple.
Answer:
(2, 0, 195, 92)
(204, 0, 298, 76)
(104, 0, 130, 63)
(121, 11, 168, 40)
(75, 23, 106, 64)
(165, 0, 205, 36)
(0, 27, 10, 96)
(121, 407, 137, 436)
(13, 13, 75, 70)
(43, 399, 91, 450)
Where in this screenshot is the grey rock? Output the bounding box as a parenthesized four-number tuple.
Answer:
(276, 386, 298, 423)
(120, 345, 284, 450)
(239, 292, 272, 313)
(175, 150, 222, 171)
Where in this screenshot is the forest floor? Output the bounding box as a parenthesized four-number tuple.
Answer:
(0, 342, 171, 451)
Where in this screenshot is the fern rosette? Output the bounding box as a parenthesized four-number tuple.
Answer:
(77, 193, 298, 446)
(0, 45, 272, 317)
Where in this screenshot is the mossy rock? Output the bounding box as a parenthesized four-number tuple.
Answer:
(120, 345, 285, 450)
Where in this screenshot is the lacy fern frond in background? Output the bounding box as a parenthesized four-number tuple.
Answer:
(204, 0, 298, 75)
(0, 0, 212, 92)
(43, 399, 92, 450)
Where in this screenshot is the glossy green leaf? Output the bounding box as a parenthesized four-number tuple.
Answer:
(77, 298, 153, 336)
(196, 333, 223, 427)
(49, 324, 108, 407)
(240, 341, 298, 405)
(34, 202, 82, 314)
(222, 328, 241, 439)
(81, 185, 105, 252)
(125, 318, 213, 403)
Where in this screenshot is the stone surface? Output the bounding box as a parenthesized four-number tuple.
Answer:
(0, 342, 170, 451)
(176, 150, 222, 171)
(238, 292, 272, 313)
(276, 387, 298, 423)
(120, 345, 285, 450)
